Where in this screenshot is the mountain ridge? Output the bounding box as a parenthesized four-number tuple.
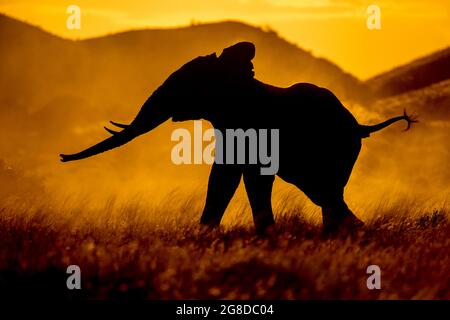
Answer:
(2, 12, 448, 95)
(0, 13, 370, 107)
(365, 46, 450, 98)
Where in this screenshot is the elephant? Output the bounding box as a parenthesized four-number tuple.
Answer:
(60, 42, 417, 233)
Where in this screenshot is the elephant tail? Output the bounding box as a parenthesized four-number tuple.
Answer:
(359, 109, 418, 138)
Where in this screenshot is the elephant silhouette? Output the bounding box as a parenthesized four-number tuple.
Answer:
(60, 42, 417, 233)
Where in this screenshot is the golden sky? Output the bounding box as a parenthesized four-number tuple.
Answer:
(0, 0, 449, 79)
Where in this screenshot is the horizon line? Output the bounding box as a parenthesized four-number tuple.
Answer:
(1, 11, 448, 82)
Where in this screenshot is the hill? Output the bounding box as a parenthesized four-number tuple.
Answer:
(0, 13, 449, 205)
(366, 47, 450, 98)
(0, 13, 370, 124)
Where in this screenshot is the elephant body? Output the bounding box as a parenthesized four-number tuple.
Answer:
(200, 80, 364, 232)
(61, 42, 416, 233)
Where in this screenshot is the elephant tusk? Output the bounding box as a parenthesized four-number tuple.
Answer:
(104, 126, 120, 135)
(110, 121, 130, 129)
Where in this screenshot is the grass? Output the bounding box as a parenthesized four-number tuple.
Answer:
(0, 194, 448, 300)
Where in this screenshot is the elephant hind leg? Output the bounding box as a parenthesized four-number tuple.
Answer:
(309, 188, 364, 234)
(321, 199, 364, 234)
(243, 168, 275, 234)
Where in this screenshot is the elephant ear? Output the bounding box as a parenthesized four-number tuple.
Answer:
(218, 42, 256, 78)
(219, 42, 255, 62)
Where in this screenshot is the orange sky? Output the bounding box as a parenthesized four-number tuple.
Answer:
(0, 0, 449, 79)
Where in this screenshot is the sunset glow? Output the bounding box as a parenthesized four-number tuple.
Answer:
(1, 0, 449, 301)
(0, 0, 449, 78)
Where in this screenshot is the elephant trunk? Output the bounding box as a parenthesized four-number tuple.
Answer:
(60, 93, 170, 162)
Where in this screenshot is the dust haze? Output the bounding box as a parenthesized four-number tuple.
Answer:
(0, 14, 449, 222)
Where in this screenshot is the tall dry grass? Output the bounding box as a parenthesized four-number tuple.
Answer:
(0, 193, 448, 299)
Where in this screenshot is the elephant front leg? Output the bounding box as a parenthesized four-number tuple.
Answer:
(243, 168, 275, 234)
(200, 163, 243, 228)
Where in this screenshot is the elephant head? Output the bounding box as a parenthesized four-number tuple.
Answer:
(60, 42, 256, 162)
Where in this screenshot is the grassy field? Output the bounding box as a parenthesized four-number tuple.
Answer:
(0, 194, 448, 300)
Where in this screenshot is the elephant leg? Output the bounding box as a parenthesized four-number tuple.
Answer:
(243, 168, 275, 233)
(320, 191, 364, 233)
(200, 163, 242, 228)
